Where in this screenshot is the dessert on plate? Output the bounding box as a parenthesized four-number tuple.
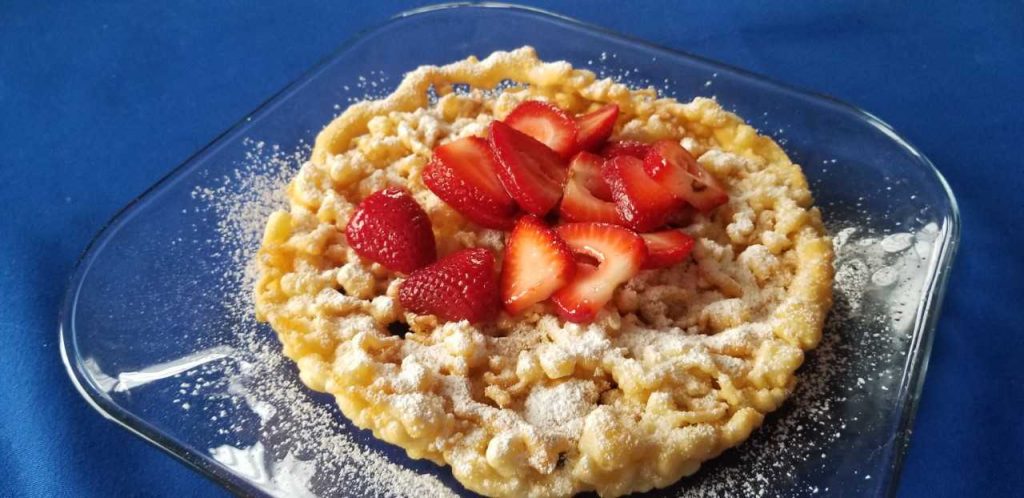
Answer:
(255, 46, 833, 497)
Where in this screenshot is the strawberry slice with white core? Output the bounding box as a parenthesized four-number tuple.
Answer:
(489, 120, 569, 216)
(575, 104, 619, 152)
(552, 222, 647, 323)
(501, 215, 576, 315)
(600, 140, 651, 160)
(568, 150, 613, 201)
(423, 136, 519, 229)
(603, 155, 681, 232)
(559, 152, 623, 224)
(504, 100, 579, 158)
(643, 140, 729, 212)
(640, 230, 695, 269)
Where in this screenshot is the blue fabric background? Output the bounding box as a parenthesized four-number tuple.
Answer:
(1, 1, 1021, 496)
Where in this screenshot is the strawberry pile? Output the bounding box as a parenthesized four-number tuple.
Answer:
(344, 100, 728, 325)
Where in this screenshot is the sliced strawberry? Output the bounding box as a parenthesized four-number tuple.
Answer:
(603, 155, 681, 232)
(569, 150, 612, 200)
(551, 223, 647, 323)
(504, 101, 579, 158)
(423, 136, 518, 229)
(559, 152, 623, 224)
(575, 104, 619, 152)
(345, 187, 436, 274)
(643, 140, 729, 211)
(501, 215, 576, 315)
(489, 120, 569, 216)
(640, 230, 696, 269)
(600, 140, 651, 160)
(399, 248, 499, 323)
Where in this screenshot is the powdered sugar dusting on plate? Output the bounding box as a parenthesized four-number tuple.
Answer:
(189, 139, 457, 497)
(179, 137, 938, 497)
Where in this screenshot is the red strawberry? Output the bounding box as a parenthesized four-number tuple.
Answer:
(399, 248, 499, 323)
(640, 230, 695, 269)
(575, 104, 619, 152)
(600, 140, 651, 160)
(504, 100, 579, 158)
(501, 215, 576, 314)
(569, 150, 612, 201)
(603, 155, 681, 232)
(345, 187, 436, 273)
(423, 136, 518, 229)
(489, 120, 569, 216)
(643, 140, 728, 212)
(551, 223, 647, 323)
(559, 152, 623, 224)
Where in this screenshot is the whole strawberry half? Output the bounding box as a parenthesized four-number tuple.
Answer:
(504, 100, 579, 158)
(551, 222, 647, 323)
(399, 248, 499, 323)
(643, 140, 728, 212)
(501, 215, 576, 315)
(603, 155, 681, 232)
(489, 120, 569, 216)
(423, 136, 519, 229)
(345, 187, 436, 274)
(574, 104, 619, 152)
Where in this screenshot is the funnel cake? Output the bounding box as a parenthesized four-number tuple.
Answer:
(255, 47, 833, 497)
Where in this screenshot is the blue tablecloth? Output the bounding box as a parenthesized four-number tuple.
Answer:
(2, 1, 1021, 496)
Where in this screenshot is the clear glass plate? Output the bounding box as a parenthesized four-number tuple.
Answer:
(60, 3, 960, 497)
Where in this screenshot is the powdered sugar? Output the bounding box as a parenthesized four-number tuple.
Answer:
(669, 214, 943, 497)
(188, 140, 457, 497)
(175, 135, 940, 497)
(174, 49, 942, 495)
(523, 379, 595, 440)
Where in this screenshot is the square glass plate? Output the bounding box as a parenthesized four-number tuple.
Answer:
(60, 3, 960, 497)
